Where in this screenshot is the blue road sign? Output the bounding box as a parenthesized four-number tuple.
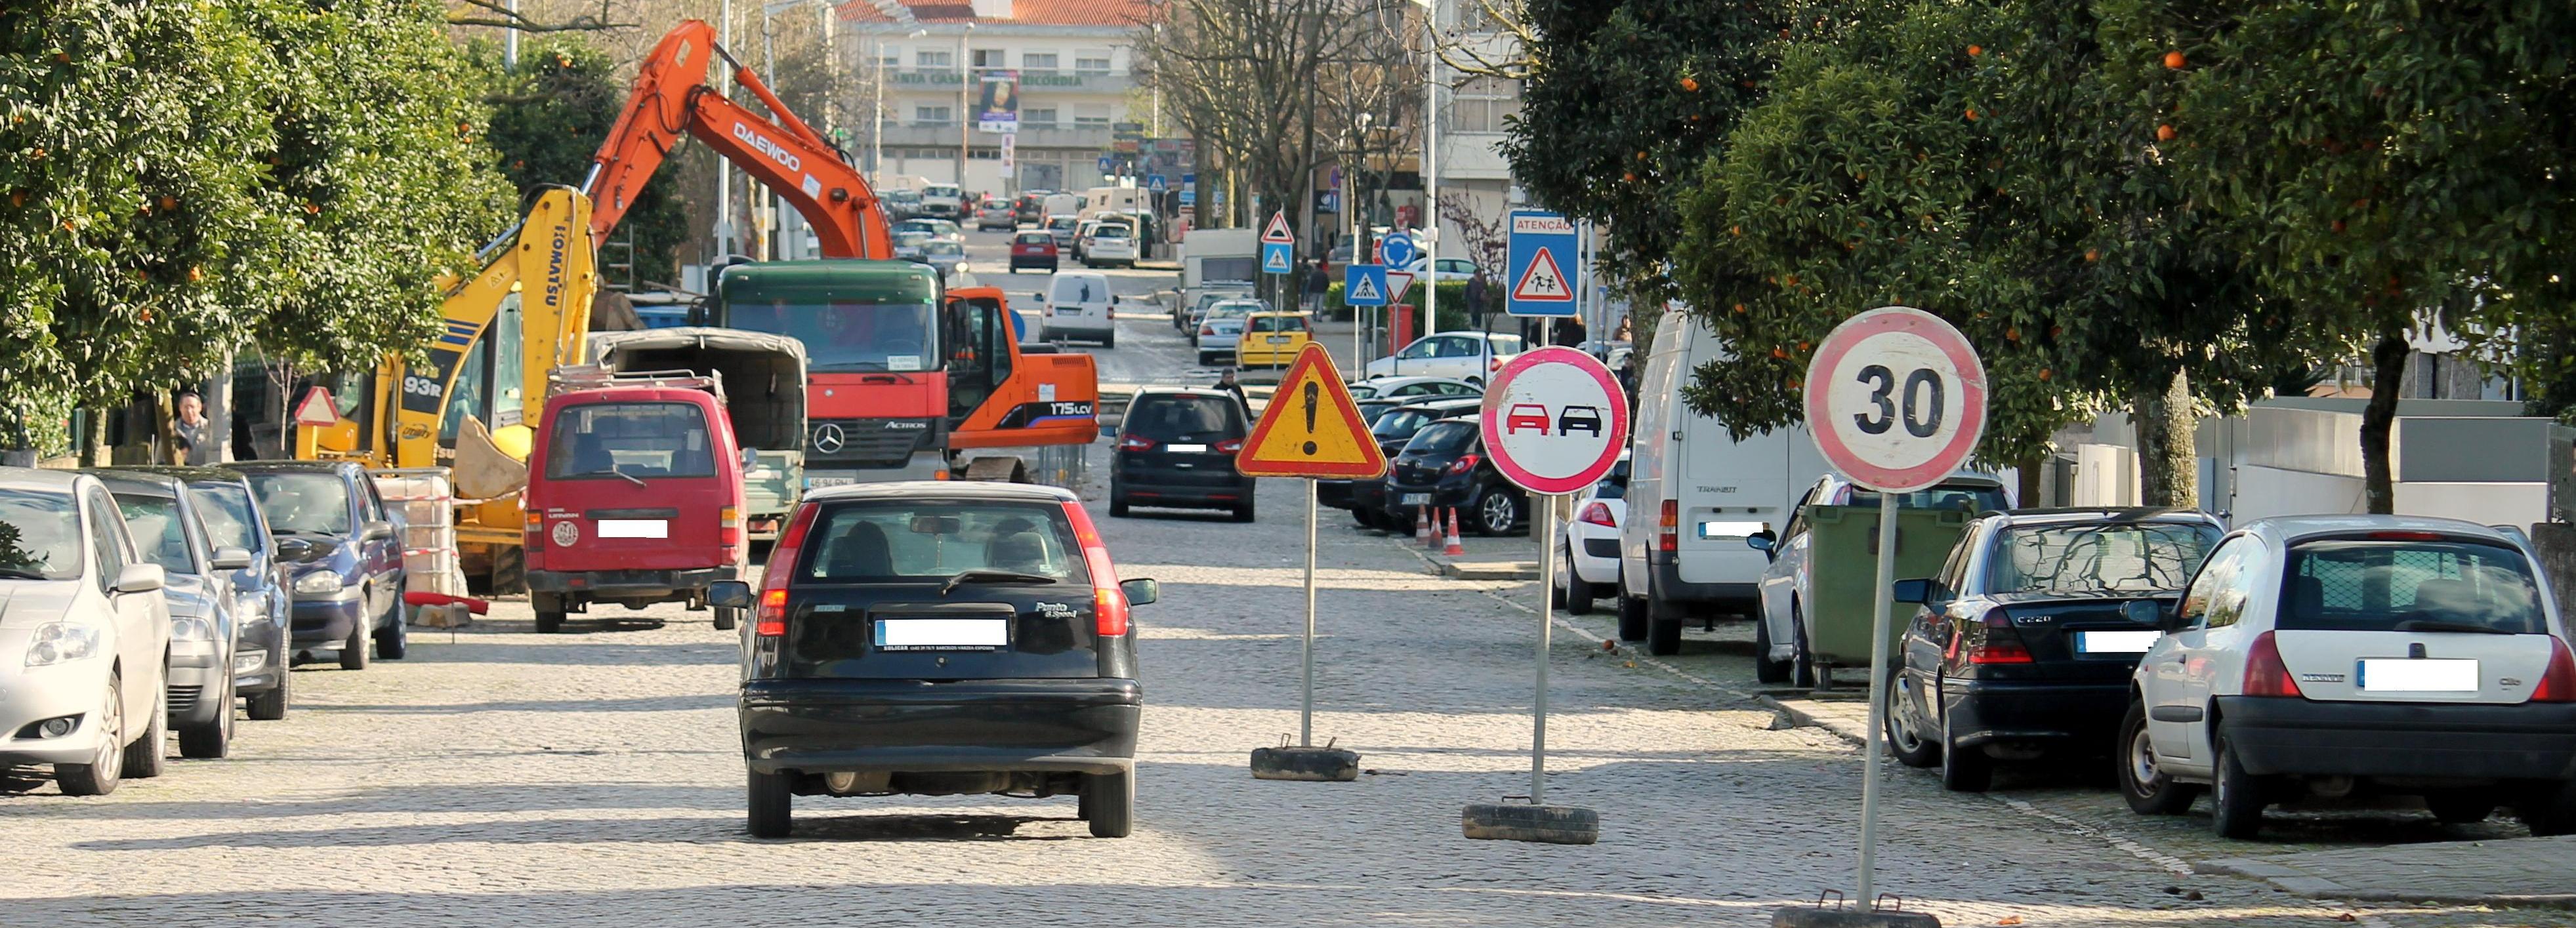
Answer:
(1178, 190, 1197, 207)
(1262, 241, 1294, 275)
(1506, 209, 1579, 317)
(1149, 174, 1168, 192)
(1098, 155, 1113, 172)
(1183, 173, 1196, 186)
(1343, 264, 1390, 306)
(1379, 232, 1418, 270)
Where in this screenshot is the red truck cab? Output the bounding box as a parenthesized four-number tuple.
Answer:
(524, 377, 747, 634)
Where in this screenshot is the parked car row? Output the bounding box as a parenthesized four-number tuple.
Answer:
(0, 458, 406, 796)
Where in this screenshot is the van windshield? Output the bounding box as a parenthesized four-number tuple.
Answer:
(545, 402, 717, 481)
(2281, 538, 2546, 634)
(1050, 276, 1108, 304)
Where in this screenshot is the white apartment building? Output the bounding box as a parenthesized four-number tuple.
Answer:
(839, 0, 1152, 195)
(1425, 0, 1524, 275)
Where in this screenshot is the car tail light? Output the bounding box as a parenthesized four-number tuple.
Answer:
(1579, 501, 1616, 527)
(719, 506, 741, 548)
(755, 504, 820, 638)
(1118, 434, 1157, 452)
(2242, 631, 2305, 698)
(2533, 637, 2576, 702)
(1657, 500, 1678, 553)
(1200, 325, 1216, 336)
(1444, 453, 1481, 475)
(1060, 500, 1129, 637)
(1215, 438, 1244, 454)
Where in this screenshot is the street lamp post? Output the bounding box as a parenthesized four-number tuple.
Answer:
(1415, 0, 1438, 340)
(956, 22, 976, 189)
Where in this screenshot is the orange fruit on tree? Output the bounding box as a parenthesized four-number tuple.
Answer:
(1967, 45, 1983, 56)
(2155, 124, 2177, 142)
(2083, 248, 2100, 262)
(1680, 76, 1699, 92)
(2163, 50, 2186, 69)
(1965, 108, 1980, 121)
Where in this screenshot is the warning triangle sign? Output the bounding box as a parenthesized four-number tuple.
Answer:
(293, 387, 341, 426)
(1263, 247, 1292, 273)
(1260, 211, 1294, 243)
(1347, 274, 1382, 303)
(1236, 344, 1388, 479)
(1512, 247, 1574, 302)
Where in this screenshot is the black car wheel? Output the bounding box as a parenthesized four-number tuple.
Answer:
(1939, 706, 1992, 792)
(1790, 607, 1816, 689)
(1472, 487, 1518, 536)
(2516, 781, 2576, 836)
(1883, 670, 1940, 768)
(747, 769, 793, 838)
(54, 671, 123, 796)
(1617, 585, 1648, 642)
(1083, 769, 1134, 838)
(2209, 736, 2268, 838)
(123, 681, 166, 779)
(1230, 501, 1256, 523)
(339, 612, 370, 670)
(375, 603, 407, 660)
(177, 674, 234, 759)
(1558, 542, 1594, 615)
(1753, 615, 1791, 684)
(245, 665, 289, 721)
(2117, 698, 2199, 815)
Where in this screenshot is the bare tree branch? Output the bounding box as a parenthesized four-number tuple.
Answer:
(447, 0, 634, 34)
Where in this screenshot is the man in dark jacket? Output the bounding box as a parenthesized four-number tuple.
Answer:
(1465, 272, 1489, 331)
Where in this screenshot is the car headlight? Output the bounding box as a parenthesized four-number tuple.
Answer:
(233, 650, 267, 673)
(24, 621, 102, 667)
(171, 616, 215, 641)
(295, 571, 345, 594)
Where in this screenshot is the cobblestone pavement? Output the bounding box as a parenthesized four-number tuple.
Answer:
(4, 356, 2569, 923)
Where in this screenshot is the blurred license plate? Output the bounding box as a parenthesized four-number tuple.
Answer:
(1167, 443, 1207, 453)
(807, 476, 856, 488)
(2075, 630, 2159, 654)
(2359, 658, 2478, 692)
(875, 618, 1008, 652)
(1400, 493, 1430, 506)
(1268, 336, 1290, 344)
(597, 519, 667, 539)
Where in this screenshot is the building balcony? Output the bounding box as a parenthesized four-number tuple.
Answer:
(882, 68, 1132, 94)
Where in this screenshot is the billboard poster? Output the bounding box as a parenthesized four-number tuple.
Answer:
(976, 70, 1019, 133)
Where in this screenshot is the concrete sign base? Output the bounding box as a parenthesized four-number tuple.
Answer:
(1249, 746, 1360, 782)
(1461, 802, 1598, 845)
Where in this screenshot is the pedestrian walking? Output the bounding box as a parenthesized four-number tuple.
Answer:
(1305, 260, 1328, 313)
(172, 390, 219, 466)
(1466, 272, 1489, 331)
(1215, 367, 1251, 416)
(1554, 315, 1589, 349)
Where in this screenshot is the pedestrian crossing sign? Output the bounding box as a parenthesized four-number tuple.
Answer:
(1262, 242, 1293, 274)
(1236, 344, 1386, 478)
(1343, 264, 1390, 306)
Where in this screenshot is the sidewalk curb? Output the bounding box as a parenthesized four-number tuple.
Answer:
(2196, 857, 2576, 910)
(1428, 556, 1540, 581)
(1758, 695, 1867, 744)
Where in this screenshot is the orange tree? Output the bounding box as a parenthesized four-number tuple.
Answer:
(1501, 0, 1785, 300)
(2100, 0, 2576, 511)
(1672, 1, 2292, 478)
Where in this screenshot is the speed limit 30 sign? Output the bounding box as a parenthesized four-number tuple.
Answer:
(1803, 306, 1987, 493)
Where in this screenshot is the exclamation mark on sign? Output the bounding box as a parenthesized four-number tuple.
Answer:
(1301, 381, 1320, 455)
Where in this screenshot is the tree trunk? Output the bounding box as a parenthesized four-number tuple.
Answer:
(2361, 331, 2409, 515)
(2133, 371, 2197, 509)
(2016, 455, 2043, 508)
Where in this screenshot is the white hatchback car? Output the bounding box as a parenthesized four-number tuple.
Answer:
(1553, 454, 1630, 615)
(2120, 515, 2576, 838)
(0, 468, 174, 796)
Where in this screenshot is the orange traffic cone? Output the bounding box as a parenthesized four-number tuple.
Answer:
(1415, 505, 1432, 546)
(1442, 508, 1466, 555)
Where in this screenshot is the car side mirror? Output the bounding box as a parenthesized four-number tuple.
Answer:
(114, 563, 165, 595)
(1746, 531, 1776, 553)
(361, 520, 394, 542)
(1120, 578, 1159, 606)
(707, 580, 753, 609)
(1890, 578, 1934, 604)
(211, 546, 253, 571)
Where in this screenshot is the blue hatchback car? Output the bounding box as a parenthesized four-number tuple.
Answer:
(232, 461, 407, 671)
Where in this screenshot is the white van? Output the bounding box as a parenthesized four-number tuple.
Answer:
(1040, 270, 1116, 347)
(1619, 304, 1833, 655)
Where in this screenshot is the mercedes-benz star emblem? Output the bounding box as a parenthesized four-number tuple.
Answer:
(811, 423, 846, 454)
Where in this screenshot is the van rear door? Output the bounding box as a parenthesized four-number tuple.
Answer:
(533, 393, 739, 572)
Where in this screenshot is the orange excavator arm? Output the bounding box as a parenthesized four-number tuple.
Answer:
(583, 20, 893, 260)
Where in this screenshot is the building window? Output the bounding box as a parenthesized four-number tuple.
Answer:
(871, 46, 900, 68)
(971, 49, 1007, 70)
(915, 105, 953, 125)
(915, 49, 953, 69)
(1455, 1, 1505, 32)
(1022, 52, 1059, 71)
(1451, 76, 1521, 133)
(1073, 104, 1111, 126)
(1023, 107, 1059, 127)
(1075, 50, 1112, 74)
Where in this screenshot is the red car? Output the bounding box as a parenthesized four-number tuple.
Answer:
(1010, 230, 1060, 273)
(1505, 403, 1551, 435)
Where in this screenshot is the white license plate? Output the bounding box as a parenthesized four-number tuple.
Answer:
(2075, 630, 2159, 654)
(807, 476, 856, 489)
(1268, 336, 1289, 344)
(2359, 658, 2478, 692)
(596, 519, 667, 539)
(1167, 443, 1207, 453)
(875, 618, 1008, 651)
(1400, 493, 1431, 506)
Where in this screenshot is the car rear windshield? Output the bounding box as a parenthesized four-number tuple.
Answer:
(797, 500, 1087, 584)
(1373, 407, 1444, 439)
(1848, 483, 2009, 514)
(0, 489, 82, 580)
(1987, 521, 2220, 595)
(246, 473, 350, 535)
(545, 402, 717, 481)
(112, 494, 196, 575)
(1125, 395, 1244, 440)
(188, 483, 261, 554)
(1091, 226, 1132, 239)
(1051, 275, 1108, 304)
(1016, 232, 1052, 245)
(1249, 315, 1309, 333)
(1406, 420, 1478, 455)
(2281, 538, 2547, 634)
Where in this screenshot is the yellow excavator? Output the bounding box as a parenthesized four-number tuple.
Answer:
(297, 186, 598, 590)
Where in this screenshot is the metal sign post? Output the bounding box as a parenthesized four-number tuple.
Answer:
(1531, 491, 1556, 804)
(1300, 477, 1319, 746)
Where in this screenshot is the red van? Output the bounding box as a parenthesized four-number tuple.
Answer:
(524, 377, 747, 634)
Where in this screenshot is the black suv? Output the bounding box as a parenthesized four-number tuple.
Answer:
(713, 482, 1158, 839)
(1381, 418, 1527, 536)
(1109, 388, 1255, 521)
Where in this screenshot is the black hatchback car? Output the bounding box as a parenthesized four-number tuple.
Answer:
(1338, 396, 1481, 530)
(231, 460, 406, 670)
(1381, 418, 1527, 536)
(712, 482, 1158, 839)
(1884, 508, 2225, 792)
(1109, 387, 1255, 521)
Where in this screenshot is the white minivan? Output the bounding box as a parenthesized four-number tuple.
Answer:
(1619, 304, 1835, 654)
(1041, 270, 1117, 347)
